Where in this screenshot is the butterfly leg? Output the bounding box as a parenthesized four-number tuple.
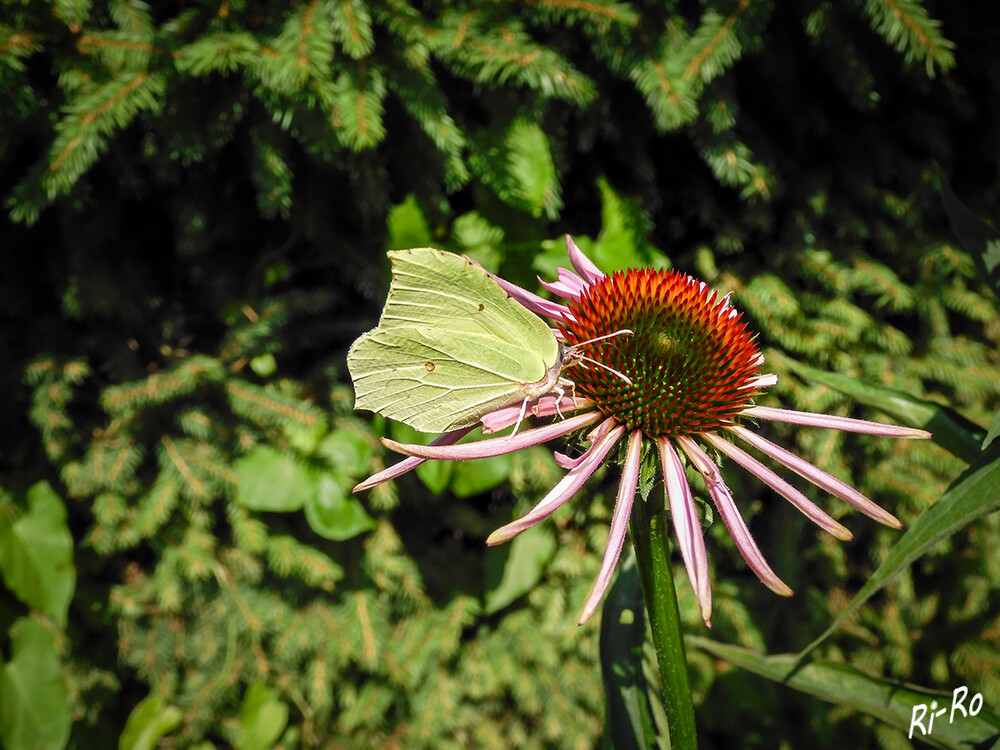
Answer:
(509, 396, 530, 438)
(553, 383, 566, 420)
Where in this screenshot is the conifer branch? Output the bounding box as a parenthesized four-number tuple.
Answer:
(110, 0, 154, 36)
(522, 0, 639, 34)
(332, 0, 374, 59)
(864, 0, 955, 76)
(630, 58, 698, 131)
(76, 33, 159, 70)
(225, 381, 323, 429)
(681, 0, 751, 83)
(0, 27, 38, 67)
(102, 357, 225, 417)
(354, 590, 379, 666)
(160, 435, 210, 501)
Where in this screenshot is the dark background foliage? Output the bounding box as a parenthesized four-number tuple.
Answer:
(1, 1, 998, 748)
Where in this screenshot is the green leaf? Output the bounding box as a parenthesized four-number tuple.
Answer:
(592, 178, 668, 273)
(317, 430, 373, 476)
(449, 454, 512, 498)
(0, 618, 71, 750)
(390, 422, 455, 493)
(387, 194, 433, 250)
(800, 441, 1000, 659)
(304, 473, 375, 541)
(483, 523, 556, 614)
(783, 358, 985, 463)
(691, 638, 1000, 750)
(416, 458, 454, 495)
(282, 421, 327, 454)
(938, 166, 1000, 301)
(505, 119, 561, 219)
(118, 695, 183, 750)
(236, 683, 289, 750)
(234, 447, 313, 512)
(0, 481, 75, 625)
(599, 555, 664, 750)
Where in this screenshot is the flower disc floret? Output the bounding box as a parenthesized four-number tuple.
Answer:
(562, 268, 764, 437)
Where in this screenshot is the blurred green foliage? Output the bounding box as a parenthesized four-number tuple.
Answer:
(1, 1, 998, 748)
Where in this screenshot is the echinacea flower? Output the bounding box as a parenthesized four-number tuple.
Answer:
(354, 236, 930, 626)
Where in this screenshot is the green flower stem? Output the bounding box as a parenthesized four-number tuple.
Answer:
(630, 496, 698, 750)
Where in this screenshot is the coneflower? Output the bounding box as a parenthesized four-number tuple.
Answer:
(354, 236, 930, 626)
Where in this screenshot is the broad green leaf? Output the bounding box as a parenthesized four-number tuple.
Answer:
(118, 695, 183, 750)
(592, 177, 668, 273)
(234, 447, 313, 512)
(282, 421, 326, 454)
(451, 211, 503, 269)
(506, 119, 560, 219)
(691, 637, 1000, 750)
(0, 618, 70, 750)
(416, 458, 454, 495)
(0, 481, 75, 625)
(390, 422, 455, 494)
(800, 442, 1000, 658)
(449, 454, 512, 498)
(317, 429, 373, 476)
(599, 555, 664, 750)
(784, 358, 984, 463)
(304, 473, 375, 541)
(483, 524, 556, 614)
(387, 194, 432, 250)
(938, 167, 1000, 301)
(236, 683, 289, 750)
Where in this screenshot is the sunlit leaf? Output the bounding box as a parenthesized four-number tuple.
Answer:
(0, 482, 75, 625)
(304, 473, 375, 540)
(119, 695, 183, 750)
(236, 683, 289, 750)
(0, 618, 70, 750)
(234, 447, 312, 511)
(484, 524, 556, 614)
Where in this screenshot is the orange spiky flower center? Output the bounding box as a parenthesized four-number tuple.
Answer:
(562, 269, 765, 437)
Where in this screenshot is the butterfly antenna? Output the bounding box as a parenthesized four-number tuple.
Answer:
(563, 329, 633, 385)
(576, 355, 633, 385)
(570, 328, 634, 351)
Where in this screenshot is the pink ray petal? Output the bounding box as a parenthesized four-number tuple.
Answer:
(744, 405, 931, 439)
(565, 235, 606, 285)
(383, 410, 602, 461)
(579, 429, 643, 624)
(554, 451, 584, 469)
(727, 425, 901, 528)
(742, 373, 778, 390)
(553, 415, 624, 470)
(659, 436, 712, 626)
(353, 427, 475, 492)
(677, 436, 794, 597)
(701, 432, 852, 541)
(539, 267, 589, 300)
(488, 420, 625, 545)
